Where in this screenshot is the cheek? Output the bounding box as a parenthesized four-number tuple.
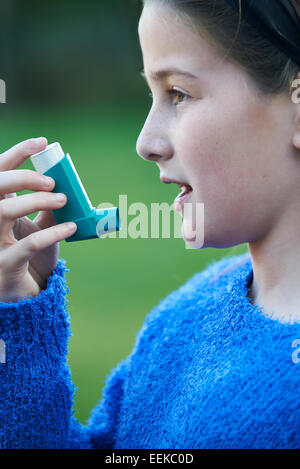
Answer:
(174, 99, 269, 202)
(175, 106, 241, 195)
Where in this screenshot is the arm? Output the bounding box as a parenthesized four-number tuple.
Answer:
(0, 259, 128, 449)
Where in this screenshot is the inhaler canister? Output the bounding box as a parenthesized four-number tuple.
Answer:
(30, 142, 121, 242)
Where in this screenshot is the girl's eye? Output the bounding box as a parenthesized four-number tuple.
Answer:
(148, 89, 189, 106)
(168, 89, 188, 106)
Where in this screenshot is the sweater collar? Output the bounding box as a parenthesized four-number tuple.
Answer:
(229, 254, 300, 326)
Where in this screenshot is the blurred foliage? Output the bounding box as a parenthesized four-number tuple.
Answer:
(0, 0, 144, 106)
(0, 0, 248, 423)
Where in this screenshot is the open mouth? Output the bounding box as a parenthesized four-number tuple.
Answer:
(174, 184, 193, 211)
(174, 184, 193, 202)
(160, 177, 193, 211)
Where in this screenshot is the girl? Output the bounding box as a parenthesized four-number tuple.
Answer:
(0, 0, 300, 449)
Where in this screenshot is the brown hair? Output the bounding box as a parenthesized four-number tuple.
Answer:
(142, 0, 300, 96)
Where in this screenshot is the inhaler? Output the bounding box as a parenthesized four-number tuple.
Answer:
(30, 142, 121, 242)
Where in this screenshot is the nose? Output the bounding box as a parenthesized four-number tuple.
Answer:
(136, 108, 173, 163)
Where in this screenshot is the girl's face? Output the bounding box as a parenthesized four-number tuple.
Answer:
(137, 3, 296, 249)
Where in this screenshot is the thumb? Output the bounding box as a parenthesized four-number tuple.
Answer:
(34, 210, 58, 230)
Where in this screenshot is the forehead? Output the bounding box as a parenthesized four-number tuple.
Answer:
(138, 3, 224, 76)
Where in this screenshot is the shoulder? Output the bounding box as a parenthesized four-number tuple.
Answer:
(149, 252, 250, 317)
(130, 252, 250, 353)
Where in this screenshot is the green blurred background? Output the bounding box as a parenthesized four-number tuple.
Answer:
(0, 0, 247, 423)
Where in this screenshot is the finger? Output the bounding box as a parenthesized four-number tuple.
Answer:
(0, 191, 67, 224)
(2, 222, 77, 271)
(33, 210, 58, 230)
(0, 169, 54, 196)
(0, 137, 48, 171)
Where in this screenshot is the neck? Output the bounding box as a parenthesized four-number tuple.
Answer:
(247, 205, 300, 323)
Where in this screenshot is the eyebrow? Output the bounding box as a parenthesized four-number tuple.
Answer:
(140, 68, 198, 81)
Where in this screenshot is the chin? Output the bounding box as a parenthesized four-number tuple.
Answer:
(180, 200, 205, 249)
(181, 218, 205, 249)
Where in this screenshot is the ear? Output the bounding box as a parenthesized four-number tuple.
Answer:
(292, 71, 300, 150)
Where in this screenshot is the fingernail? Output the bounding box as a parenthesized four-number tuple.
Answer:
(43, 176, 54, 187)
(56, 193, 66, 202)
(66, 222, 77, 230)
(35, 137, 47, 145)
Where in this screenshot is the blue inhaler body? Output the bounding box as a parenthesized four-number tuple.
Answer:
(30, 142, 120, 242)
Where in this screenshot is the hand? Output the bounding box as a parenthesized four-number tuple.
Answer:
(0, 137, 77, 303)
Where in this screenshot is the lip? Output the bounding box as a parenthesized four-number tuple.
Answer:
(160, 177, 191, 188)
(173, 188, 193, 212)
(160, 176, 193, 212)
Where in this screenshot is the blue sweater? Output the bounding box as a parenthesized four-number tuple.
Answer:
(0, 252, 300, 449)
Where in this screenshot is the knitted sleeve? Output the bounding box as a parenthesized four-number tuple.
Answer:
(0, 259, 128, 449)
